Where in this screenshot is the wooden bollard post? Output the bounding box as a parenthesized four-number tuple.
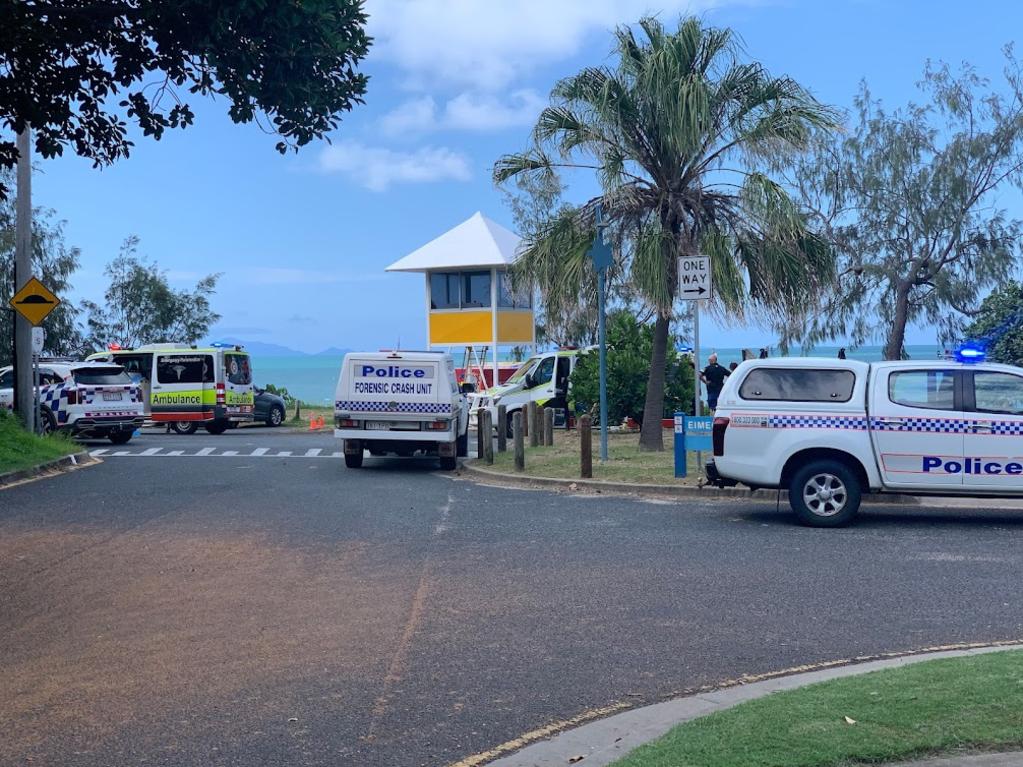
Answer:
(513, 411, 525, 471)
(522, 402, 530, 438)
(528, 402, 539, 447)
(496, 404, 507, 453)
(482, 410, 494, 465)
(543, 407, 554, 447)
(580, 414, 592, 478)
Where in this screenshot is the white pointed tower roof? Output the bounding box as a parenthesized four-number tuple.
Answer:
(386, 211, 522, 272)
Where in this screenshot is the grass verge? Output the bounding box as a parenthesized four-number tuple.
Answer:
(611, 650, 1023, 767)
(487, 429, 703, 485)
(0, 412, 82, 476)
(286, 404, 334, 426)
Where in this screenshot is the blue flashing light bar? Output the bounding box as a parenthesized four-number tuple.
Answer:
(954, 342, 986, 364)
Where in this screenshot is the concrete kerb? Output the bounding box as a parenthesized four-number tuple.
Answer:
(460, 460, 919, 505)
(481, 642, 1023, 767)
(0, 451, 97, 489)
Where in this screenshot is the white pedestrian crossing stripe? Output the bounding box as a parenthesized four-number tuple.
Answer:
(90, 446, 344, 459)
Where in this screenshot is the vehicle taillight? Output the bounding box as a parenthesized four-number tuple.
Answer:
(66, 388, 78, 405)
(427, 420, 448, 431)
(216, 382, 225, 405)
(337, 418, 360, 428)
(712, 416, 729, 456)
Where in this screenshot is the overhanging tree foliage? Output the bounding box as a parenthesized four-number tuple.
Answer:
(787, 53, 1023, 359)
(495, 17, 838, 450)
(81, 237, 220, 350)
(0, 0, 370, 196)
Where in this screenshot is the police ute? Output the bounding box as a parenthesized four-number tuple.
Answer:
(706, 350, 1023, 526)
(334, 351, 469, 470)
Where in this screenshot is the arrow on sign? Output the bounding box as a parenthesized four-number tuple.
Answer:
(681, 286, 707, 296)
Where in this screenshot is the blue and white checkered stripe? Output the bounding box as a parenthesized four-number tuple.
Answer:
(989, 421, 1023, 436)
(769, 415, 869, 430)
(335, 400, 452, 415)
(40, 383, 72, 424)
(869, 416, 972, 433)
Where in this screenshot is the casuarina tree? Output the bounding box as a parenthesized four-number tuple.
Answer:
(495, 17, 838, 449)
(0, 0, 371, 197)
(787, 52, 1023, 359)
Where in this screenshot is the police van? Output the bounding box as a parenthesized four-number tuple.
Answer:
(707, 352, 1023, 526)
(0, 360, 145, 443)
(469, 348, 586, 435)
(87, 343, 255, 434)
(334, 351, 469, 470)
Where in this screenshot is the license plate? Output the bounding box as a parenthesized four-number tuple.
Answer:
(102, 392, 122, 401)
(366, 421, 392, 430)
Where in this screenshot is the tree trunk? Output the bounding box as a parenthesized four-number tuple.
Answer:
(884, 284, 911, 360)
(638, 313, 670, 451)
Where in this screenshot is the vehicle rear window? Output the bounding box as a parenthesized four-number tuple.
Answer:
(156, 355, 214, 384)
(739, 368, 856, 402)
(888, 370, 956, 411)
(72, 367, 132, 386)
(226, 353, 252, 385)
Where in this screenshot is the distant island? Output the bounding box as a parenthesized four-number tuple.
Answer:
(216, 337, 354, 357)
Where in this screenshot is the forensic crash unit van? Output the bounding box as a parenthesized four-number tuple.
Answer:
(469, 348, 585, 435)
(334, 351, 469, 470)
(707, 353, 1023, 526)
(87, 343, 254, 434)
(0, 360, 145, 443)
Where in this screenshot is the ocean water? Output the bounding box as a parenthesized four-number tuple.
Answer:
(251, 344, 943, 406)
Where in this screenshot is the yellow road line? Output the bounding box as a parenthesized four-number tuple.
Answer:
(447, 638, 1023, 767)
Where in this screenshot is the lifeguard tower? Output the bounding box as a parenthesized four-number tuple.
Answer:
(386, 212, 534, 388)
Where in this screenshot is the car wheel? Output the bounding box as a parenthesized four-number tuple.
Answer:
(268, 405, 284, 427)
(788, 459, 862, 527)
(457, 430, 468, 458)
(345, 452, 364, 468)
(40, 408, 57, 435)
(171, 421, 198, 435)
(205, 420, 229, 435)
(109, 430, 133, 445)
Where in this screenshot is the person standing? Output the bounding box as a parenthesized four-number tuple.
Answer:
(838, 347, 847, 359)
(701, 353, 730, 411)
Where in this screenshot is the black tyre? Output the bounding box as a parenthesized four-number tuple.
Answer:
(788, 459, 862, 527)
(109, 430, 133, 445)
(204, 420, 229, 435)
(40, 408, 57, 435)
(456, 430, 468, 458)
(439, 455, 457, 471)
(267, 405, 285, 427)
(171, 421, 198, 435)
(345, 451, 364, 468)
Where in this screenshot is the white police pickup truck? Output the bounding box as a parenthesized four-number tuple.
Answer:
(334, 351, 469, 470)
(706, 353, 1023, 526)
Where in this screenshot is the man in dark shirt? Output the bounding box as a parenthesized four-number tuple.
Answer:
(701, 353, 730, 411)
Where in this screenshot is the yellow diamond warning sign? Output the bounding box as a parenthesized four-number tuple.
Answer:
(10, 276, 60, 326)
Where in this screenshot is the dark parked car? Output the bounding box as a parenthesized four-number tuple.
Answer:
(254, 387, 287, 427)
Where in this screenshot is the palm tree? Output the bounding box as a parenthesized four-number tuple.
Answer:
(495, 17, 839, 450)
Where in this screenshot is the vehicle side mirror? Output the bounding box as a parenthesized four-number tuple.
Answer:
(459, 382, 476, 394)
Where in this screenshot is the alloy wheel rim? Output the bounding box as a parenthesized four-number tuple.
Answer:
(803, 473, 848, 517)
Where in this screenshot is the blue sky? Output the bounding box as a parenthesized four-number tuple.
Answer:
(27, 0, 1023, 354)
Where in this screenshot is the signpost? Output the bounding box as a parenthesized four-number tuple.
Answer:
(678, 256, 713, 473)
(10, 278, 59, 434)
(587, 205, 613, 462)
(673, 414, 714, 478)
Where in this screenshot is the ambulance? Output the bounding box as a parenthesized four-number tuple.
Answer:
(706, 348, 1023, 526)
(334, 350, 469, 470)
(468, 348, 586, 435)
(87, 343, 255, 433)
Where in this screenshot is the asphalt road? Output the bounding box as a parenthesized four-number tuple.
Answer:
(3, 427, 1023, 767)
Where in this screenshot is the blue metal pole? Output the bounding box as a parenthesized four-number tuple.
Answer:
(597, 266, 609, 462)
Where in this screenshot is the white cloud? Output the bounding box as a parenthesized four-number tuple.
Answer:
(381, 90, 547, 136)
(317, 141, 472, 191)
(365, 0, 731, 91)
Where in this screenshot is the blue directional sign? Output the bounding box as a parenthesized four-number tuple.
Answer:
(587, 205, 613, 270)
(684, 416, 713, 452)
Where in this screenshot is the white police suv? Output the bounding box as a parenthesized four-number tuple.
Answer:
(0, 361, 145, 443)
(706, 351, 1023, 526)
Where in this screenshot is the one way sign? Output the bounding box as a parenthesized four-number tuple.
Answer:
(677, 255, 712, 301)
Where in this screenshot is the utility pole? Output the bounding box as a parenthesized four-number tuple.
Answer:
(14, 127, 34, 430)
